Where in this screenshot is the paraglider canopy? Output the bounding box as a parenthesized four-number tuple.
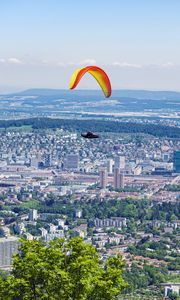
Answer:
(70, 66, 111, 98)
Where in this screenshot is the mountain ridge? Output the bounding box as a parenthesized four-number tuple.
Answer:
(3, 88, 180, 100)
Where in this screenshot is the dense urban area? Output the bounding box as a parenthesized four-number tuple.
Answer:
(0, 115, 179, 299)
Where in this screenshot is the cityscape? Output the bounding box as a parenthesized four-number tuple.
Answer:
(1, 1, 180, 299)
(0, 119, 178, 298)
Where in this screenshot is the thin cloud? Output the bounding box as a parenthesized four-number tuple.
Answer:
(112, 61, 142, 69)
(161, 62, 175, 68)
(64, 59, 97, 67)
(41, 59, 49, 65)
(79, 59, 96, 65)
(7, 58, 23, 64)
(111, 61, 180, 69)
(57, 62, 66, 67)
(1, 58, 179, 70)
(145, 62, 178, 69)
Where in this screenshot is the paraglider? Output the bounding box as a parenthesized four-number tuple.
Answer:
(81, 131, 100, 139)
(70, 66, 111, 98)
(70, 65, 111, 139)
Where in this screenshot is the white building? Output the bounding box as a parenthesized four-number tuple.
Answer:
(24, 233, 34, 240)
(94, 217, 127, 229)
(29, 209, 38, 221)
(161, 283, 180, 298)
(30, 156, 40, 168)
(107, 159, 114, 174)
(0, 237, 19, 268)
(57, 219, 65, 228)
(45, 232, 64, 242)
(49, 224, 56, 234)
(75, 209, 82, 219)
(108, 234, 124, 245)
(39, 228, 48, 238)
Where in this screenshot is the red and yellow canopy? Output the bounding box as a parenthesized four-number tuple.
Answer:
(70, 66, 111, 98)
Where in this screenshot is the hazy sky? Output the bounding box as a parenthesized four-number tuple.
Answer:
(1, 0, 180, 92)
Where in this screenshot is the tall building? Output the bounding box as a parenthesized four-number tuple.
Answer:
(0, 237, 19, 267)
(29, 209, 38, 221)
(44, 153, 52, 167)
(114, 168, 124, 189)
(114, 156, 125, 170)
(119, 172, 125, 189)
(107, 159, 114, 174)
(30, 156, 40, 168)
(65, 154, 79, 171)
(99, 167, 107, 189)
(114, 168, 119, 189)
(174, 151, 180, 173)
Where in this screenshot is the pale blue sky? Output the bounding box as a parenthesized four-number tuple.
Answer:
(0, 0, 180, 92)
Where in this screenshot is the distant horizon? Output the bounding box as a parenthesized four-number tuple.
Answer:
(2, 87, 180, 95)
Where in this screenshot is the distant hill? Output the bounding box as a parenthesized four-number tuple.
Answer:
(0, 88, 179, 118)
(9, 88, 180, 100)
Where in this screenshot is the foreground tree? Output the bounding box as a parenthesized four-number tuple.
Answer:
(0, 237, 127, 300)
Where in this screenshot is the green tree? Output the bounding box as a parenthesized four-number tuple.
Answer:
(0, 237, 127, 300)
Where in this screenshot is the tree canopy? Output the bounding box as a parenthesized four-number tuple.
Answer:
(0, 117, 179, 138)
(0, 237, 127, 300)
